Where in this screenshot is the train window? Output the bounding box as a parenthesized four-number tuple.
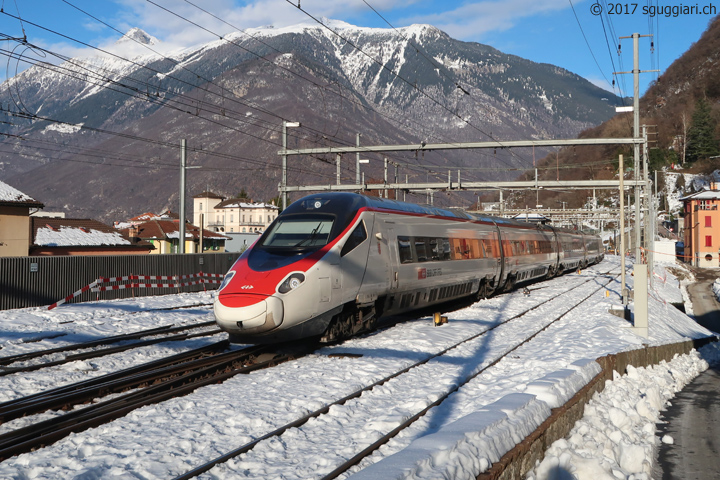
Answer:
(429, 238, 441, 261)
(260, 215, 334, 248)
(415, 237, 429, 262)
(450, 238, 470, 260)
(482, 239, 495, 258)
(440, 238, 451, 260)
(469, 239, 483, 259)
(398, 236, 413, 264)
(341, 221, 367, 257)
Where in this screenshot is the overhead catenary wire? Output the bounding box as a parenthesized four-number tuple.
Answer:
(66, 0, 459, 171)
(0, 8, 453, 188)
(283, 1, 531, 167)
(63, 0, 514, 199)
(160, 0, 509, 190)
(1, 3, 588, 207)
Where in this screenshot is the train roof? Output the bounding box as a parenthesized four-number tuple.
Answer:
(291, 193, 552, 230)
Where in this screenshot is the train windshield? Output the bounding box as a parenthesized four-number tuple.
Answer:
(259, 215, 334, 248)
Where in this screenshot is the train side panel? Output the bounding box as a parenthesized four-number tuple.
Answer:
(498, 224, 560, 287)
(376, 214, 500, 316)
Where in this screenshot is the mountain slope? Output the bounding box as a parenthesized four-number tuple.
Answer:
(517, 15, 720, 212)
(0, 20, 621, 222)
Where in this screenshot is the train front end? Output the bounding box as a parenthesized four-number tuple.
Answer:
(213, 194, 365, 343)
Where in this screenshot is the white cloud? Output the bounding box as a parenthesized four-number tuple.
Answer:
(396, 0, 572, 40)
(585, 75, 615, 94)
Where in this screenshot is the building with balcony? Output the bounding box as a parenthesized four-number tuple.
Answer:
(193, 192, 279, 234)
(681, 189, 720, 267)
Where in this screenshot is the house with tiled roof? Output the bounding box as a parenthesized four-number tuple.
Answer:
(114, 210, 179, 230)
(0, 180, 44, 256)
(30, 218, 153, 256)
(120, 219, 229, 254)
(681, 188, 720, 267)
(193, 192, 278, 234)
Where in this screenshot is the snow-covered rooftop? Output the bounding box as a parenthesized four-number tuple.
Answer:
(0, 179, 41, 204)
(34, 226, 131, 247)
(679, 189, 720, 201)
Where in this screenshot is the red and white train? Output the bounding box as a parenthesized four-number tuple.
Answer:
(214, 193, 603, 343)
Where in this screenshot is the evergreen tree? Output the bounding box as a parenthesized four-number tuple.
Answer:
(235, 188, 249, 199)
(686, 97, 719, 162)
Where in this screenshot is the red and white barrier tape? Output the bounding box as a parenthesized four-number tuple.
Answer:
(48, 280, 99, 310)
(91, 284, 136, 292)
(135, 283, 177, 289)
(56, 272, 226, 308)
(98, 276, 135, 283)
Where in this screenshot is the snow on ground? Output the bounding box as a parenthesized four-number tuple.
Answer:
(0, 256, 714, 479)
(528, 344, 720, 480)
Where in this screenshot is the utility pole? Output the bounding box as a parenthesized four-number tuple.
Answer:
(281, 121, 300, 210)
(620, 154, 627, 305)
(616, 33, 658, 261)
(179, 139, 187, 254)
(643, 125, 653, 280)
(614, 33, 658, 338)
(356, 133, 361, 185)
(632, 33, 642, 262)
(336, 154, 341, 185)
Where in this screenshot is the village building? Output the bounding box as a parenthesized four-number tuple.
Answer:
(120, 219, 229, 254)
(681, 189, 720, 267)
(0, 180, 45, 257)
(30, 218, 152, 256)
(193, 192, 279, 234)
(114, 210, 179, 229)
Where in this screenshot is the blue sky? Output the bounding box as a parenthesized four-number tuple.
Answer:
(1, 0, 715, 97)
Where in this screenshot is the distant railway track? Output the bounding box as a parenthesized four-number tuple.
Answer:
(0, 270, 613, 467)
(0, 319, 220, 376)
(0, 339, 315, 461)
(173, 270, 616, 480)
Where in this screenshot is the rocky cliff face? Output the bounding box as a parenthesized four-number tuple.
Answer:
(0, 20, 620, 221)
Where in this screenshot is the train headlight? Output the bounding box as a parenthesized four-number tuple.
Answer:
(278, 273, 305, 294)
(218, 271, 235, 292)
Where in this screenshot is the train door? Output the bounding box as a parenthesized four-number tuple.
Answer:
(385, 222, 399, 290)
(358, 215, 392, 293)
(337, 216, 373, 304)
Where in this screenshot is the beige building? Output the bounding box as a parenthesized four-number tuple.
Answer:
(193, 192, 279, 234)
(0, 180, 44, 257)
(119, 219, 228, 254)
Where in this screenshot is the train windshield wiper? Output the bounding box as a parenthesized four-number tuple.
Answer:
(294, 222, 324, 247)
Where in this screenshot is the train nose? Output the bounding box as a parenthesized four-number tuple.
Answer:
(214, 294, 284, 335)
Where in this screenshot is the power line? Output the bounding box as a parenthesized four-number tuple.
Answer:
(2, 7, 451, 185)
(568, 0, 614, 90)
(283, 0, 533, 180)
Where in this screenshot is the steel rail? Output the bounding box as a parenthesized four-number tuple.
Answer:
(173, 270, 615, 480)
(320, 274, 616, 480)
(0, 321, 221, 376)
(0, 342, 313, 461)
(0, 340, 231, 421)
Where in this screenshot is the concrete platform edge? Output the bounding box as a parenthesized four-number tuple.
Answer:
(476, 336, 719, 480)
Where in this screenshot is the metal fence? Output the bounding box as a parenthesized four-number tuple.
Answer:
(0, 253, 241, 311)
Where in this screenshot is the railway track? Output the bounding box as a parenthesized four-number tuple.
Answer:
(0, 320, 221, 376)
(173, 270, 617, 479)
(0, 339, 315, 461)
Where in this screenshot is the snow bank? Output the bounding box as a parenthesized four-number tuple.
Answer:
(349, 359, 601, 480)
(712, 279, 720, 302)
(528, 342, 720, 480)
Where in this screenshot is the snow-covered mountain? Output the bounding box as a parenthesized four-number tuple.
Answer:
(0, 21, 621, 221)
